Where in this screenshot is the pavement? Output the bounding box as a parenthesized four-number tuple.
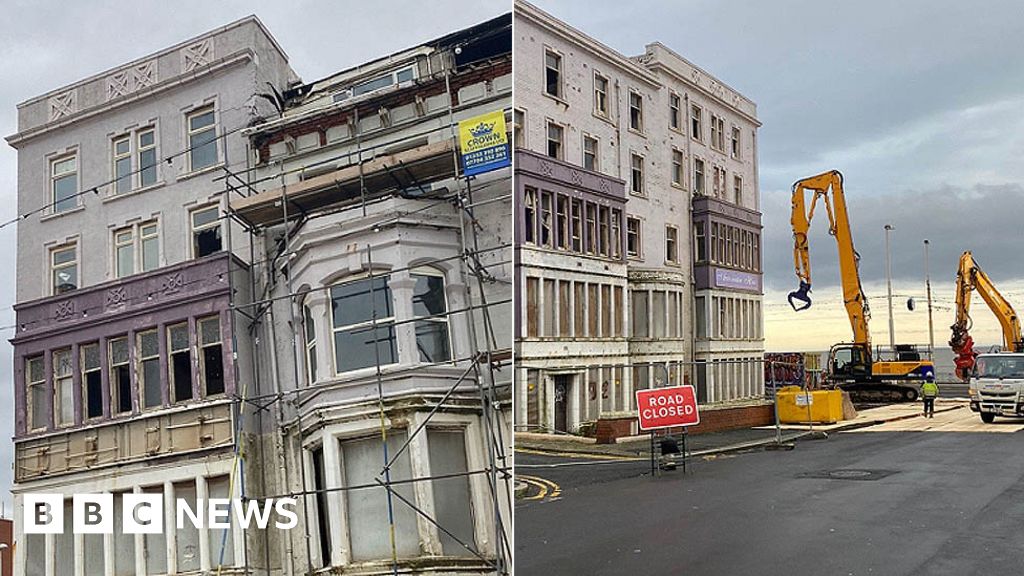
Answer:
(514, 400, 966, 462)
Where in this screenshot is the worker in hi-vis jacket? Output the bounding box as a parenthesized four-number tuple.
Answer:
(921, 375, 939, 418)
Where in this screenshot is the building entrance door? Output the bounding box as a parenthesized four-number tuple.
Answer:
(553, 375, 571, 433)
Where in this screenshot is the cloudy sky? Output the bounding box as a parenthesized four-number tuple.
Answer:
(531, 0, 1024, 352)
(0, 0, 507, 515)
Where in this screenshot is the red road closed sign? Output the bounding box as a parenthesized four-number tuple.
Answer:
(636, 385, 700, 431)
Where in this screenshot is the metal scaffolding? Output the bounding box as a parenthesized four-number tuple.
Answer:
(218, 56, 512, 575)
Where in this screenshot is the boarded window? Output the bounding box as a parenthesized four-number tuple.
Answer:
(428, 429, 477, 555)
(526, 277, 538, 337)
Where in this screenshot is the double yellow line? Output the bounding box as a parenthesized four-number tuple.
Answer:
(518, 474, 562, 501)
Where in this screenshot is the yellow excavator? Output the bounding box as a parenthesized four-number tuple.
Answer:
(949, 250, 1024, 381)
(788, 170, 934, 401)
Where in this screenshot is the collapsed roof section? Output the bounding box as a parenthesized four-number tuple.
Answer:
(232, 13, 511, 229)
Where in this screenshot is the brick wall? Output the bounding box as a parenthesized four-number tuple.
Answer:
(594, 403, 774, 443)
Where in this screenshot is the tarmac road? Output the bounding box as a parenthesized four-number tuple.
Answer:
(515, 407, 1024, 576)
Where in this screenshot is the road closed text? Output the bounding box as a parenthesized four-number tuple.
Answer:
(636, 385, 701, 430)
(24, 493, 298, 534)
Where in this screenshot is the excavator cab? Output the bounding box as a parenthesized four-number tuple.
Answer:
(788, 281, 813, 311)
(829, 344, 871, 380)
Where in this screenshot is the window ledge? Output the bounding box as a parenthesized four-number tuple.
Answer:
(543, 92, 569, 107)
(177, 162, 225, 182)
(627, 127, 647, 139)
(592, 111, 615, 126)
(102, 181, 167, 204)
(671, 182, 685, 191)
(40, 204, 85, 222)
(669, 126, 685, 136)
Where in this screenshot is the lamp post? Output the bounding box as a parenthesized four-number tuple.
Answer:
(885, 224, 896, 348)
(924, 239, 935, 354)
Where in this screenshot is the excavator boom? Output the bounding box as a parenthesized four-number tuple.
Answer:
(950, 251, 1024, 380)
(789, 170, 871, 348)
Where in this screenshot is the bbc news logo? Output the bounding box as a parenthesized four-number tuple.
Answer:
(24, 494, 298, 534)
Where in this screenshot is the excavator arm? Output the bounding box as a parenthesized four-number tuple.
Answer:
(950, 250, 1024, 380)
(789, 170, 872, 349)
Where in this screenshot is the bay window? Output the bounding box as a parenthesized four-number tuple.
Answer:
(331, 276, 397, 373)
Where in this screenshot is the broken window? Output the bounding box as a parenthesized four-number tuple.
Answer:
(523, 187, 537, 245)
(138, 330, 161, 409)
(81, 343, 103, 420)
(428, 429, 477, 555)
(26, 355, 46, 431)
(342, 431, 418, 560)
(594, 73, 608, 116)
(311, 446, 332, 567)
(630, 154, 644, 195)
(412, 271, 451, 363)
(690, 104, 703, 141)
(610, 209, 621, 259)
(169, 323, 194, 403)
(629, 91, 643, 132)
(331, 276, 397, 373)
(555, 194, 568, 249)
(539, 191, 552, 248)
(199, 316, 225, 396)
(626, 217, 641, 257)
(544, 49, 562, 98)
(666, 226, 679, 264)
(53, 348, 74, 427)
(305, 306, 318, 385)
(110, 337, 132, 414)
(192, 205, 222, 258)
(570, 199, 582, 252)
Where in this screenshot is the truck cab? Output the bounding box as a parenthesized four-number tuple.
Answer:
(969, 353, 1024, 422)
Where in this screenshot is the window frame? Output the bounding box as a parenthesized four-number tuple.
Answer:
(694, 157, 706, 195)
(330, 274, 399, 375)
(109, 336, 132, 415)
(593, 72, 609, 118)
(114, 220, 160, 278)
(411, 268, 453, 364)
(546, 121, 564, 160)
(626, 216, 642, 258)
(628, 90, 644, 133)
(198, 315, 225, 396)
(138, 127, 158, 188)
(80, 342, 103, 421)
(190, 205, 222, 259)
(630, 153, 645, 196)
(112, 136, 132, 195)
(168, 322, 194, 404)
(582, 134, 599, 172)
(53, 348, 74, 428)
(304, 305, 318, 385)
(690, 104, 703, 142)
(186, 105, 218, 172)
(50, 242, 78, 296)
(666, 225, 679, 265)
(543, 48, 563, 100)
(669, 93, 682, 132)
(25, 355, 47, 432)
(137, 329, 162, 410)
(731, 126, 742, 159)
(671, 149, 684, 188)
(50, 154, 79, 214)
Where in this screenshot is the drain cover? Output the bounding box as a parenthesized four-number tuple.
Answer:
(797, 469, 898, 481)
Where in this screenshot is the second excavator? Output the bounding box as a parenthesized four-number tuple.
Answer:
(949, 250, 1024, 380)
(788, 170, 934, 402)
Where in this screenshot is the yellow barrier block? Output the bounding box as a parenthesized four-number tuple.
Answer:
(776, 386, 846, 424)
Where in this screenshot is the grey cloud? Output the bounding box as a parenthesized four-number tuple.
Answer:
(761, 182, 1024, 297)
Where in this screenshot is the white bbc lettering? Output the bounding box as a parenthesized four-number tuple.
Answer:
(24, 494, 63, 534)
(73, 493, 113, 534)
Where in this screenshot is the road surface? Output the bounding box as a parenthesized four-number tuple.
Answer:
(515, 405, 1024, 575)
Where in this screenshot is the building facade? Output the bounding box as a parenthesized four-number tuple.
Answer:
(514, 0, 764, 435)
(232, 14, 513, 575)
(6, 17, 295, 576)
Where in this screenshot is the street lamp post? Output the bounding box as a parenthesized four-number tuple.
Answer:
(885, 224, 896, 348)
(924, 239, 935, 354)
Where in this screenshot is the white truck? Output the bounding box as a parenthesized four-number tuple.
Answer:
(968, 353, 1024, 423)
